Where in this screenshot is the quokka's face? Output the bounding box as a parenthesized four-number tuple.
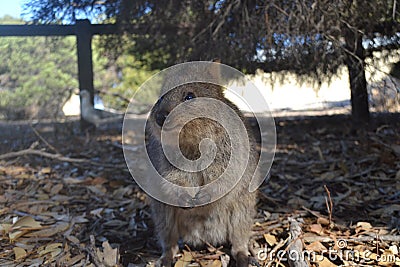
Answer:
(152, 83, 224, 126)
(149, 82, 225, 131)
(147, 82, 228, 157)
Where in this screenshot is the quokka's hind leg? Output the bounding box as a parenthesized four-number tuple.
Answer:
(229, 198, 256, 267)
(152, 204, 179, 267)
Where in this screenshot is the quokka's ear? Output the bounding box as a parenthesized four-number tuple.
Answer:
(209, 58, 222, 82)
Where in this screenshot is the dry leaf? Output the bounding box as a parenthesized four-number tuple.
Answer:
(309, 224, 324, 235)
(181, 251, 193, 262)
(0, 207, 9, 215)
(207, 260, 222, 267)
(90, 208, 104, 217)
(9, 230, 26, 241)
(63, 177, 85, 184)
(41, 167, 52, 174)
(103, 241, 119, 267)
(263, 233, 277, 246)
(14, 242, 35, 251)
(175, 251, 193, 267)
(378, 250, 396, 266)
(90, 177, 108, 185)
(65, 254, 86, 266)
(72, 214, 89, 223)
(389, 245, 399, 255)
(94, 240, 120, 267)
(50, 183, 63, 195)
(39, 245, 63, 259)
(26, 222, 69, 237)
(356, 222, 372, 233)
(317, 217, 330, 226)
(353, 245, 368, 253)
(314, 256, 337, 267)
(66, 235, 80, 244)
(305, 241, 327, 253)
(356, 222, 372, 229)
(15, 173, 32, 179)
(87, 185, 107, 196)
(0, 223, 12, 234)
(13, 247, 27, 260)
(366, 252, 378, 261)
(199, 260, 213, 267)
(12, 216, 42, 229)
(51, 248, 62, 258)
(174, 260, 188, 267)
(38, 243, 63, 256)
(46, 243, 63, 251)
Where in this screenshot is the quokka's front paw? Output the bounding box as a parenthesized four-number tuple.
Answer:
(154, 256, 173, 267)
(235, 252, 261, 267)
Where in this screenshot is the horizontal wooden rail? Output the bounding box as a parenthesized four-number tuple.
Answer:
(0, 23, 119, 36)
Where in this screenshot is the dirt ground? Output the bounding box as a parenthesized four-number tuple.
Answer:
(0, 113, 399, 267)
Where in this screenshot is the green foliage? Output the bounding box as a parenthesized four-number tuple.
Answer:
(0, 15, 24, 25)
(93, 37, 159, 112)
(0, 16, 79, 119)
(0, 16, 157, 119)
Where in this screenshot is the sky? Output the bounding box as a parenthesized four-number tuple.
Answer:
(0, 0, 23, 19)
(0, 1, 100, 23)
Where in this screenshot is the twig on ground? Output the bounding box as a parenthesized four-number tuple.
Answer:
(287, 218, 309, 267)
(0, 148, 125, 168)
(303, 234, 400, 243)
(30, 125, 60, 154)
(324, 185, 333, 225)
(267, 237, 288, 267)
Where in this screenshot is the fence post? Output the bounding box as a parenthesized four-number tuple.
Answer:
(76, 19, 94, 130)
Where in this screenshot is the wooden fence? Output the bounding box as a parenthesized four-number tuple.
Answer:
(0, 19, 119, 123)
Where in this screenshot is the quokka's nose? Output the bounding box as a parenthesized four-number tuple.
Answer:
(156, 110, 169, 127)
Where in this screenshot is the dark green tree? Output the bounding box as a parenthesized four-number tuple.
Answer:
(23, 0, 400, 123)
(263, 0, 400, 123)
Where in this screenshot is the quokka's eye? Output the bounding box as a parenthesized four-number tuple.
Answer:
(184, 92, 196, 101)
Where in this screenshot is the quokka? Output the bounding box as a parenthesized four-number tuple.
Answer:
(145, 81, 259, 267)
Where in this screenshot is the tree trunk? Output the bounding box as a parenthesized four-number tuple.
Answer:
(344, 31, 370, 124)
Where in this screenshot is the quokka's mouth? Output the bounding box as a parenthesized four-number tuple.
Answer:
(176, 190, 211, 208)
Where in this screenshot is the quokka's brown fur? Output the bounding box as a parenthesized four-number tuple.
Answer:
(146, 82, 259, 267)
